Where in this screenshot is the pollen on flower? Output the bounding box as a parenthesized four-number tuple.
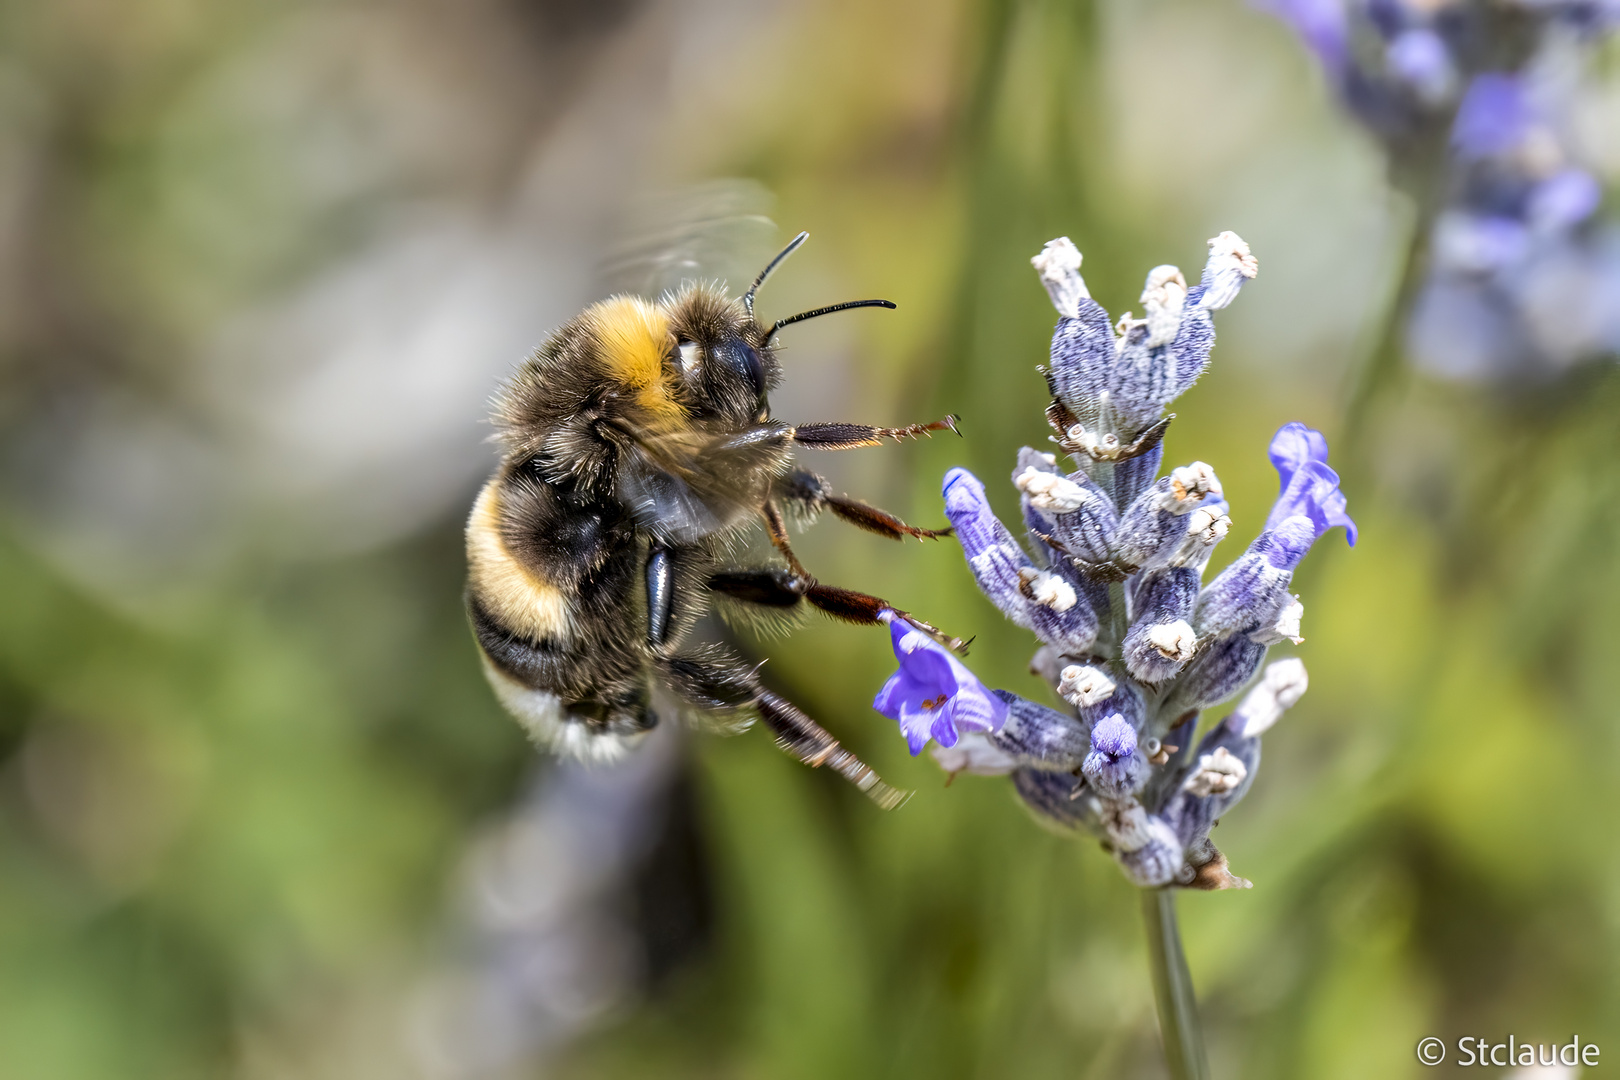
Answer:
(1014, 466, 1089, 513)
(1018, 567, 1077, 612)
(1147, 620, 1198, 662)
(1185, 747, 1248, 797)
(1059, 664, 1116, 706)
(1163, 463, 1222, 513)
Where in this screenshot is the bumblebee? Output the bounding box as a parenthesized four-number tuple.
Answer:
(466, 233, 960, 807)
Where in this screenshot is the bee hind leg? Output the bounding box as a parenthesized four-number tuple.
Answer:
(656, 652, 909, 810)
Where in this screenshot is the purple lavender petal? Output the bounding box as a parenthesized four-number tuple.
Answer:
(1263, 423, 1356, 545)
(1529, 168, 1602, 232)
(1433, 212, 1531, 274)
(1452, 73, 1535, 159)
(1081, 712, 1149, 798)
(872, 613, 1008, 756)
(1267, 421, 1329, 483)
(1385, 28, 1453, 102)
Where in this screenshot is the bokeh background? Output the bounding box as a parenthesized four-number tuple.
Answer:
(2, 0, 1619, 1077)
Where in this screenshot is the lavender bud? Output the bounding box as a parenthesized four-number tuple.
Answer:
(1015, 456, 1119, 566)
(1141, 265, 1190, 348)
(1193, 517, 1314, 639)
(1114, 816, 1187, 888)
(1165, 633, 1267, 715)
(1168, 506, 1232, 571)
(988, 690, 1091, 770)
(1123, 567, 1202, 683)
(1018, 567, 1077, 612)
(1014, 466, 1090, 514)
(1082, 713, 1150, 797)
(1111, 442, 1163, 511)
(1031, 237, 1088, 319)
(1076, 673, 1144, 733)
(1044, 304, 1118, 424)
(1058, 664, 1116, 707)
(1022, 569, 1100, 654)
(943, 467, 1037, 628)
(1249, 594, 1304, 646)
(1097, 801, 1186, 887)
(1196, 231, 1259, 311)
(1232, 657, 1308, 737)
(1183, 747, 1248, 797)
(1161, 719, 1264, 850)
(1114, 465, 1223, 569)
(1013, 768, 1099, 835)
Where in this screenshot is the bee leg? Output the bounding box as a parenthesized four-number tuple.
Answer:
(708, 563, 970, 656)
(776, 468, 952, 541)
(758, 500, 968, 653)
(646, 543, 677, 648)
(657, 652, 910, 810)
(790, 415, 960, 450)
(760, 500, 813, 579)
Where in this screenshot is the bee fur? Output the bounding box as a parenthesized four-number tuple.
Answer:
(466, 233, 958, 806)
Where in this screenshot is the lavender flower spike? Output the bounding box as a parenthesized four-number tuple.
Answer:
(880, 234, 1351, 901)
(873, 611, 1008, 755)
(1265, 421, 1357, 545)
(887, 228, 1357, 1080)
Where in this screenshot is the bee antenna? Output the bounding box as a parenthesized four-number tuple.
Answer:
(764, 299, 896, 344)
(744, 231, 809, 318)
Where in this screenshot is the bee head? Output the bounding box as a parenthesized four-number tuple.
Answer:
(665, 233, 896, 425)
(665, 285, 778, 423)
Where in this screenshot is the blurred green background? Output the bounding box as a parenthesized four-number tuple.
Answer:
(2, 0, 1618, 1077)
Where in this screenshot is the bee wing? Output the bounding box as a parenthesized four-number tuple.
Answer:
(602, 180, 778, 298)
(617, 425, 789, 543)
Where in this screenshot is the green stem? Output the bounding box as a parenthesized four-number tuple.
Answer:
(1141, 888, 1210, 1080)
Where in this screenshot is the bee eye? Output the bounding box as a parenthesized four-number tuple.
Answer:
(712, 339, 766, 399)
(677, 340, 701, 374)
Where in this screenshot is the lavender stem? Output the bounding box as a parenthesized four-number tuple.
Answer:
(1142, 888, 1210, 1080)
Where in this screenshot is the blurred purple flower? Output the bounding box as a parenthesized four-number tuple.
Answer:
(1452, 74, 1536, 159)
(1255, 0, 1350, 75)
(873, 611, 1008, 755)
(1264, 422, 1357, 545)
(1529, 169, 1602, 231)
(1386, 28, 1453, 102)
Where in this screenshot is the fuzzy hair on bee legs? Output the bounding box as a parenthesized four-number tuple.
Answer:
(775, 468, 952, 541)
(757, 500, 968, 653)
(791, 413, 961, 450)
(656, 651, 909, 809)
